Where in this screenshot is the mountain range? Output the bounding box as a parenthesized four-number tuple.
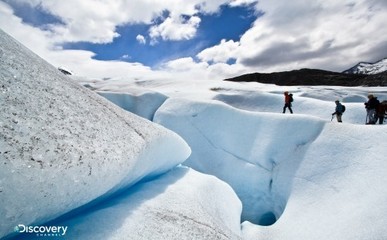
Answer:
(225, 58, 387, 86)
(343, 58, 387, 75)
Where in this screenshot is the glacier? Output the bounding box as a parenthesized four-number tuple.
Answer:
(1, 28, 387, 240)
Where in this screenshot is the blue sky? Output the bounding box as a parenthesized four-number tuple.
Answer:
(61, 5, 257, 67)
(4, 1, 63, 27)
(0, 0, 386, 80)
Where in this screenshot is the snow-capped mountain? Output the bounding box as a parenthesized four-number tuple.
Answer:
(343, 58, 387, 75)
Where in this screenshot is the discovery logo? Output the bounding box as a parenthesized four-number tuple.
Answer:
(14, 224, 68, 237)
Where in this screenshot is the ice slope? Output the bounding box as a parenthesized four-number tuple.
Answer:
(18, 167, 243, 240)
(0, 29, 190, 238)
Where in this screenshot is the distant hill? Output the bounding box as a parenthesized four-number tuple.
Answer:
(343, 58, 387, 75)
(361, 70, 387, 86)
(224, 68, 387, 87)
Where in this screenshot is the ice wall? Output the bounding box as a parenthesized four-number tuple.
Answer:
(97, 90, 167, 121)
(154, 98, 325, 224)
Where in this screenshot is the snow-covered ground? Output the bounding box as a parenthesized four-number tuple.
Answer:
(1, 29, 387, 240)
(85, 76, 387, 239)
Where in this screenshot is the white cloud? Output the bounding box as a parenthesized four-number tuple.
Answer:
(149, 15, 201, 42)
(163, 57, 208, 71)
(136, 34, 146, 44)
(7, 0, 232, 44)
(20, 0, 128, 43)
(197, 39, 240, 63)
(0, 2, 54, 57)
(234, 0, 387, 72)
(191, 0, 387, 74)
(161, 57, 249, 81)
(160, 57, 209, 80)
(229, 0, 259, 7)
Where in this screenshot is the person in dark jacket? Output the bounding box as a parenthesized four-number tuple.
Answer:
(364, 94, 379, 124)
(376, 100, 387, 124)
(282, 91, 293, 114)
(332, 100, 344, 122)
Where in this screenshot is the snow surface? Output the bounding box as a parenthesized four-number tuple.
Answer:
(77, 73, 387, 239)
(2, 28, 387, 240)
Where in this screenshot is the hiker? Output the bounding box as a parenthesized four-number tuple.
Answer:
(332, 100, 345, 123)
(282, 91, 293, 114)
(364, 94, 379, 124)
(376, 100, 387, 124)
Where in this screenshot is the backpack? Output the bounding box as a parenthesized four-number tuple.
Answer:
(289, 94, 294, 102)
(341, 105, 346, 113)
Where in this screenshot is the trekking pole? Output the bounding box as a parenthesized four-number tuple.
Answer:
(331, 114, 334, 122)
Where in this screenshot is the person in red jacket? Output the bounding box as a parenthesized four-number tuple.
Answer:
(282, 91, 293, 114)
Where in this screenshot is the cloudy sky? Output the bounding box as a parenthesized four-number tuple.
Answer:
(0, 0, 386, 81)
